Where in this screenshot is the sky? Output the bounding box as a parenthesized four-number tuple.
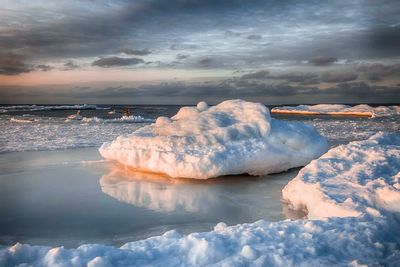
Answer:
(0, 0, 399, 104)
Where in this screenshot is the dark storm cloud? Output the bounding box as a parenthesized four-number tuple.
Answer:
(309, 57, 337, 66)
(355, 63, 400, 82)
(367, 26, 400, 57)
(320, 72, 358, 83)
(0, 53, 33, 75)
(92, 57, 144, 67)
(117, 48, 152, 56)
(268, 73, 319, 83)
(2, 0, 400, 65)
(240, 71, 318, 83)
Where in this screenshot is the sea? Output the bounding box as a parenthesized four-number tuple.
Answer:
(0, 104, 399, 248)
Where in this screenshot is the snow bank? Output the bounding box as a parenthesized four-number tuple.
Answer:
(272, 104, 400, 117)
(100, 100, 327, 179)
(283, 132, 400, 219)
(1, 215, 399, 266)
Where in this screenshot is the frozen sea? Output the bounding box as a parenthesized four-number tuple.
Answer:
(0, 104, 399, 248)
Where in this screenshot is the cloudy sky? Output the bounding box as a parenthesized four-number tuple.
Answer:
(0, 0, 399, 104)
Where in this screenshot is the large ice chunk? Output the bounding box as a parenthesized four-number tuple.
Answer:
(100, 100, 327, 179)
(282, 132, 400, 219)
(272, 104, 400, 117)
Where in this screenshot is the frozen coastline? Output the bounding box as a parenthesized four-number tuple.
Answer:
(1, 133, 399, 266)
(1, 100, 399, 266)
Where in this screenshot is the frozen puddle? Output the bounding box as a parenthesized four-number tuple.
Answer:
(0, 148, 302, 248)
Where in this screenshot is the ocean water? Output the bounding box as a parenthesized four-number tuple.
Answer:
(0, 104, 399, 248)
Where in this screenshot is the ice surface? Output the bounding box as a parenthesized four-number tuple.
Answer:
(272, 104, 400, 117)
(282, 132, 400, 219)
(0, 116, 148, 153)
(100, 100, 328, 179)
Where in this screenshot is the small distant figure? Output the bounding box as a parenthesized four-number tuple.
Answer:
(123, 108, 131, 117)
(66, 110, 82, 121)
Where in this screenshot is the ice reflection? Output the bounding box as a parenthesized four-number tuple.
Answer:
(100, 164, 306, 220)
(100, 166, 224, 213)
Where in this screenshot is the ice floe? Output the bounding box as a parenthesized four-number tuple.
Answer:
(272, 104, 400, 117)
(100, 100, 328, 179)
(282, 132, 400, 219)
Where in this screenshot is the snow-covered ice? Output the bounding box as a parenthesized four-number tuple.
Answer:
(81, 115, 154, 123)
(1, 120, 400, 265)
(272, 104, 400, 117)
(282, 132, 400, 219)
(100, 100, 327, 179)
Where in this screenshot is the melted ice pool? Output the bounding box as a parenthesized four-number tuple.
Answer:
(0, 148, 302, 248)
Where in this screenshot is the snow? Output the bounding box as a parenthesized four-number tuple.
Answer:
(272, 104, 400, 117)
(1, 216, 399, 266)
(100, 100, 328, 179)
(81, 115, 154, 123)
(282, 132, 400, 219)
(1, 126, 400, 265)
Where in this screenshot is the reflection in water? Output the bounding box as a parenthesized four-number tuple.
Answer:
(100, 164, 306, 220)
(100, 166, 221, 213)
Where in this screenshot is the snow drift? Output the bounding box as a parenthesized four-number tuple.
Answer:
(283, 132, 400, 219)
(100, 100, 327, 179)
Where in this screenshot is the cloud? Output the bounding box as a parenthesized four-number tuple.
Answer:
(320, 72, 358, 83)
(63, 61, 80, 70)
(268, 73, 319, 83)
(240, 71, 319, 83)
(198, 58, 214, 67)
(35, 65, 53, 72)
(92, 57, 144, 67)
(176, 54, 189, 60)
(309, 57, 337, 66)
(117, 48, 152, 56)
(240, 70, 269, 79)
(2, 79, 399, 105)
(0, 53, 32, 75)
(247, 34, 262, 40)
